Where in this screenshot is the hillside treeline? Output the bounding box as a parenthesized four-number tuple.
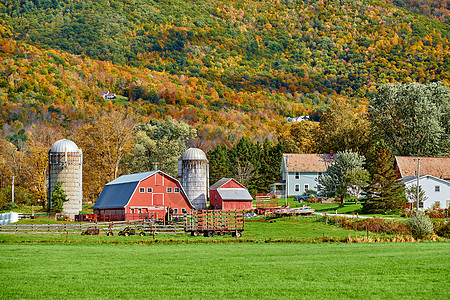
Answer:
(1, 81, 448, 208)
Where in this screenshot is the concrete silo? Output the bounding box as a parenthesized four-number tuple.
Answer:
(48, 139, 83, 219)
(178, 148, 209, 210)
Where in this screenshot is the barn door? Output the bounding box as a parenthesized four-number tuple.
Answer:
(153, 194, 164, 206)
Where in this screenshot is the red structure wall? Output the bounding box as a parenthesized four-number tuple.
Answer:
(125, 173, 192, 220)
(209, 179, 253, 211)
(94, 172, 193, 221)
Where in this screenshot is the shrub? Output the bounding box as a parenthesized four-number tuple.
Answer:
(433, 219, 450, 238)
(407, 211, 434, 239)
(0, 202, 19, 211)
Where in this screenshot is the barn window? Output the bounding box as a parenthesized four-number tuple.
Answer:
(295, 172, 300, 179)
(167, 187, 172, 193)
(174, 187, 180, 193)
(435, 186, 440, 192)
(139, 187, 145, 193)
(173, 208, 178, 214)
(181, 208, 186, 214)
(147, 187, 153, 193)
(295, 184, 300, 192)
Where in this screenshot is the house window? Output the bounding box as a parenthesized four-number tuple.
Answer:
(304, 184, 309, 191)
(167, 187, 172, 193)
(174, 187, 180, 193)
(139, 187, 145, 193)
(435, 186, 440, 192)
(147, 187, 153, 193)
(419, 202, 424, 208)
(173, 208, 179, 214)
(295, 172, 300, 179)
(295, 184, 300, 192)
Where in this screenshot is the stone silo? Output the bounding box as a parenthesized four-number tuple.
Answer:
(48, 139, 83, 218)
(178, 148, 209, 210)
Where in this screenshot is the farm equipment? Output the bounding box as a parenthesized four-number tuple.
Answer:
(81, 226, 99, 235)
(184, 210, 245, 238)
(118, 226, 146, 236)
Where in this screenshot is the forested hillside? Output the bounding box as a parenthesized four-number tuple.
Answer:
(1, 0, 450, 205)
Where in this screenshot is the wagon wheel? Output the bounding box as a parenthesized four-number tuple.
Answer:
(235, 231, 242, 238)
(206, 230, 215, 238)
(219, 231, 225, 236)
(107, 231, 114, 236)
(191, 231, 199, 237)
(124, 232, 130, 236)
(139, 232, 145, 237)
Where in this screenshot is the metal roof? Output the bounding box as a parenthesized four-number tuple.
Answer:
(92, 182, 139, 209)
(50, 139, 80, 153)
(209, 178, 233, 190)
(181, 148, 207, 161)
(106, 171, 157, 185)
(217, 188, 253, 201)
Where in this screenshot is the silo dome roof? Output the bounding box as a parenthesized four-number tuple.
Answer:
(50, 139, 80, 153)
(182, 148, 207, 160)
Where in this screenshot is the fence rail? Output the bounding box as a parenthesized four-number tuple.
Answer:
(0, 221, 186, 235)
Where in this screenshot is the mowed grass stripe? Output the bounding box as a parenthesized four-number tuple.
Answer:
(0, 242, 448, 299)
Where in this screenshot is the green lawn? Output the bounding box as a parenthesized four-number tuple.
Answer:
(0, 242, 448, 299)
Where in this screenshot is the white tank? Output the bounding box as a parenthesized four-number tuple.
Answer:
(48, 139, 82, 219)
(178, 148, 209, 210)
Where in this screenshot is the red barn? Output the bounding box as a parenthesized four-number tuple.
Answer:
(92, 171, 193, 221)
(209, 178, 253, 211)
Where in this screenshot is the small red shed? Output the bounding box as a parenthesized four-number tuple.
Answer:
(93, 170, 193, 221)
(209, 178, 253, 211)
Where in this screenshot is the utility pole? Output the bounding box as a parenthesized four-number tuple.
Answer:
(285, 155, 288, 207)
(416, 158, 420, 212)
(11, 176, 14, 203)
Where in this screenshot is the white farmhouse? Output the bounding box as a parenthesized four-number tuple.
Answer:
(401, 175, 450, 210)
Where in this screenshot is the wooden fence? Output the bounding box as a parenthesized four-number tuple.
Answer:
(0, 221, 185, 235)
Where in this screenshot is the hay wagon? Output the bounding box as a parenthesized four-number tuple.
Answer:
(184, 210, 245, 237)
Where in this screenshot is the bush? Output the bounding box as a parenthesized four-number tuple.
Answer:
(433, 219, 450, 238)
(0, 202, 18, 211)
(407, 211, 434, 239)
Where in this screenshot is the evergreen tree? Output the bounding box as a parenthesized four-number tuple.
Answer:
(208, 143, 232, 185)
(362, 147, 406, 214)
(49, 181, 68, 214)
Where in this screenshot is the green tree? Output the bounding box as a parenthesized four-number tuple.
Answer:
(370, 82, 450, 156)
(318, 150, 369, 206)
(122, 118, 196, 177)
(49, 181, 68, 214)
(362, 146, 406, 214)
(208, 143, 232, 186)
(405, 184, 428, 210)
(317, 98, 371, 155)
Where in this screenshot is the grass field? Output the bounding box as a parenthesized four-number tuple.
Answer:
(0, 242, 448, 299)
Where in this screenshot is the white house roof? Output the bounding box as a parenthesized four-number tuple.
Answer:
(282, 153, 334, 173)
(401, 175, 450, 186)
